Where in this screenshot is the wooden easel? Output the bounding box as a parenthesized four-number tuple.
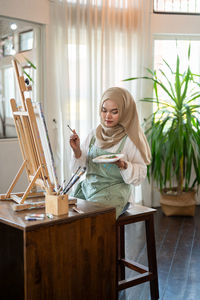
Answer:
(0, 59, 58, 211)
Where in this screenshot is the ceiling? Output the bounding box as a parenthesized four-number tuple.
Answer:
(0, 16, 35, 39)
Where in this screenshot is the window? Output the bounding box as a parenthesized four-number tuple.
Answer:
(19, 30, 33, 52)
(153, 39, 200, 112)
(154, 39, 200, 79)
(154, 0, 200, 14)
(67, 0, 128, 8)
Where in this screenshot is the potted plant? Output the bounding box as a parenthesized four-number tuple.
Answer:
(124, 46, 200, 216)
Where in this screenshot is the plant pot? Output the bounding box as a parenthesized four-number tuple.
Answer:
(160, 188, 196, 217)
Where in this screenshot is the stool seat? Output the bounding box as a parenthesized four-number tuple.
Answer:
(117, 205, 159, 300)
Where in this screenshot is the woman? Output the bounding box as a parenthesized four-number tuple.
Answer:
(69, 87, 151, 218)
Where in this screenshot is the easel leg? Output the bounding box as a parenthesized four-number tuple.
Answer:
(20, 167, 42, 204)
(5, 161, 26, 198)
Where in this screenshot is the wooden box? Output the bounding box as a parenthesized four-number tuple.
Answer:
(45, 194, 68, 216)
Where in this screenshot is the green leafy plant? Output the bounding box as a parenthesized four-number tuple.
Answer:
(124, 46, 200, 194)
(22, 56, 36, 83)
(15, 55, 36, 84)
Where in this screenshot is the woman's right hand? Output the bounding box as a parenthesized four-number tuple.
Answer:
(69, 130, 81, 158)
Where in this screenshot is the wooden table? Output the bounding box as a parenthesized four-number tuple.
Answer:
(0, 199, 116, 300)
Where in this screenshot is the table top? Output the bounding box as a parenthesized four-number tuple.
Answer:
(0, 199, 115, 231)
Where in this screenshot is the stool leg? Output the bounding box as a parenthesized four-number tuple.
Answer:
(117, 225, 125, 281)
(145, 215, 159, 300)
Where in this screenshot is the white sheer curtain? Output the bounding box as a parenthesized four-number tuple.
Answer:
(47, 0, 152, 205)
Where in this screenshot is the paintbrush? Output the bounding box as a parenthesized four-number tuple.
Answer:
(61, 166, 81, 194)
(56, 179, 66, 195)
(67, 124, 74, 133)
(62, 167, 86, 194)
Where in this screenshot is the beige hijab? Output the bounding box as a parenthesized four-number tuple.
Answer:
(96, 87, 151, 165)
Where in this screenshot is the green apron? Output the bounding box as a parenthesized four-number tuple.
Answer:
(71, 135, 131, 218)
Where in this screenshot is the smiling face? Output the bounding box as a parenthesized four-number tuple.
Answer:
(101, 99, 119, 127)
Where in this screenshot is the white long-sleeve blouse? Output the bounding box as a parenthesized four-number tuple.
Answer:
(70, 129, 147, 203)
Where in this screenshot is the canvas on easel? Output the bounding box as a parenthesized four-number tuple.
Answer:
(0, 59, 65, 213)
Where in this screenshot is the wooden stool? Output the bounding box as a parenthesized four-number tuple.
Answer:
(117, 205, 159, 300)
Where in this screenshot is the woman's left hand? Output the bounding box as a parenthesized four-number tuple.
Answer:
(114, 159, 128, 170)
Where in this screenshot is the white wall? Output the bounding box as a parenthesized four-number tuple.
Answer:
(0, 0, 49, 24)
(0, 0, 50, 194)
(151, 14, 200, 35)
(0, 139, 28, 193)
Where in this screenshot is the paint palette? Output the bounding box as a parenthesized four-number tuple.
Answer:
(92, 153, 124, 163)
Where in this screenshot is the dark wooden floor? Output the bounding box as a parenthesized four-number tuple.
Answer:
(119, 206, 200, 300)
